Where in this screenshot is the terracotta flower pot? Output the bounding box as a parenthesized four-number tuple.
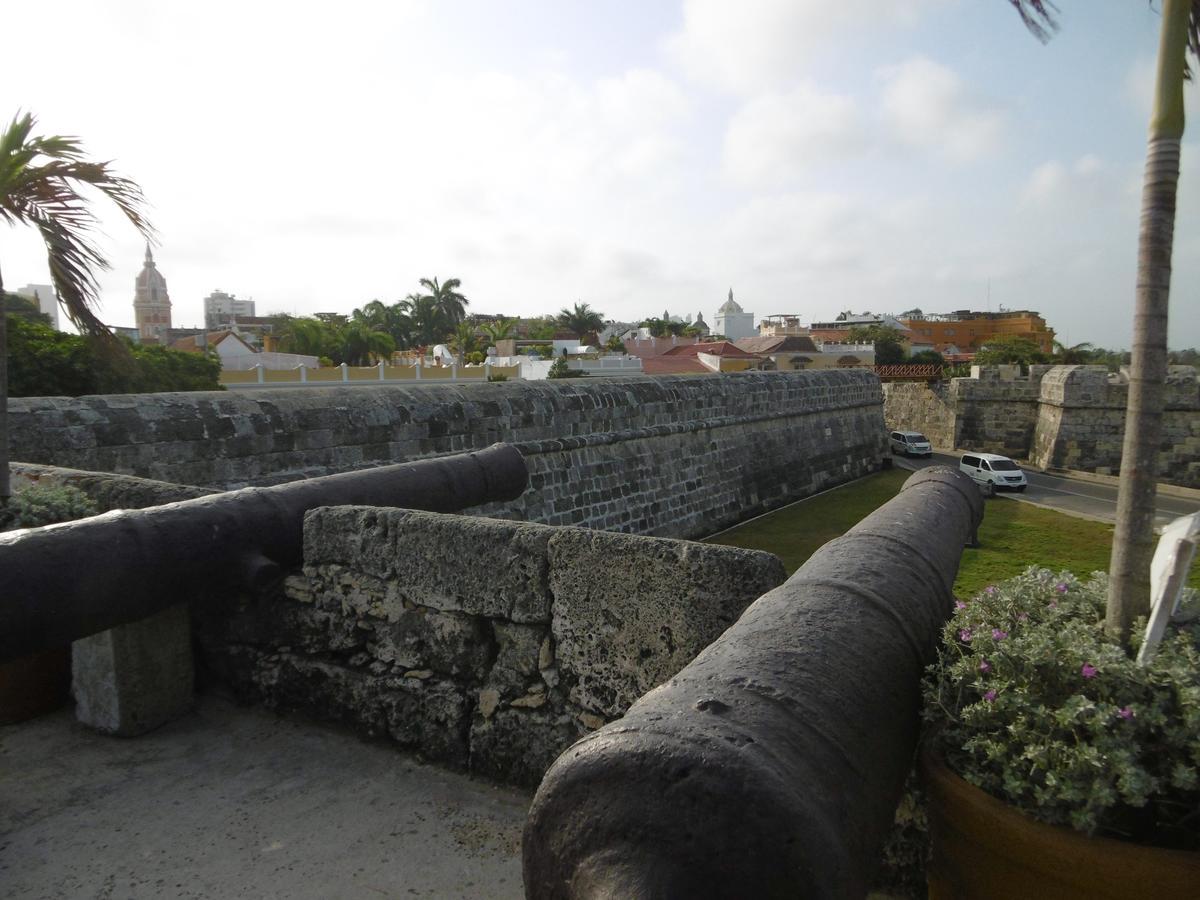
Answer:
(0, 646, 71, 725)
(922, 748, 1200, 899)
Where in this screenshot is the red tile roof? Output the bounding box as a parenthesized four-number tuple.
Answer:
(640, 357, 711, 375)
(663, 341, 762, 359)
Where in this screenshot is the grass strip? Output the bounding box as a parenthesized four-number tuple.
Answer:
(706, 469, 1200, 597)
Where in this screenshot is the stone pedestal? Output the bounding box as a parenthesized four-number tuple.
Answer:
(72, 603, 194, 736)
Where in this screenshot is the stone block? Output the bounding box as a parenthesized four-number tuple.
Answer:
(72, 603, 194, 737)
(469, 704, 583, 787)
(304, 508, 555, 623)
(547, 530, 786, 718)
(368, 606, 493, 680)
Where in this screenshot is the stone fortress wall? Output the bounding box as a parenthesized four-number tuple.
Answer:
(10, 371, 888, 540)
(883, 365, 1200, 488)
(194, 507, 786, 786)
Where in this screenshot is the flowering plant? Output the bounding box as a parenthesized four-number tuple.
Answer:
(923, 567, 1200, 850)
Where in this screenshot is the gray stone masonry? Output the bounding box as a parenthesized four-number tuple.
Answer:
(884, 365, 1200, 487)
(191, 507, 787, 787)
(10, 371, 888, 539)
(72, 604, 195, 736)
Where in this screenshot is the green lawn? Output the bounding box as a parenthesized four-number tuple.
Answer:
(706, 469, 1200, 598)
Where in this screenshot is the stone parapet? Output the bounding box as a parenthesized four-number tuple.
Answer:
(192, 507, 787, 786)
(10, 371, 888, 540)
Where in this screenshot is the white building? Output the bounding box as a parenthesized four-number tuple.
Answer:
(714, 289, 755, 341)
(204, 290, 256, 329)
(14, 283, 59, 329)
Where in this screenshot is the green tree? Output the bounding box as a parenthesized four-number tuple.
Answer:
(556, 301, 604, 339)
(416, 277, 469, 329)
(5, 315, 219, 396)
(0, 111, 153, 501)
(846, 324, 906, 365)
(399, 292, 446, 347)
(909, 349, 947, 367)
(972, 335, 1048, 367)
(1052, 339, 1095, 364)
(450, 320, 478, 357)
(479, 316, 517, 346)
(1013, 0, 1199, 640)
(276, 315, 338, 359)
(339, 320, 395, 366)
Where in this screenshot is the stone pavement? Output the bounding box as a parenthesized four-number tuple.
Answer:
(0, 695, 529, 899)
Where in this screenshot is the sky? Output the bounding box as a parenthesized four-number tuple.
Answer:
(2, 0, 1198, 349)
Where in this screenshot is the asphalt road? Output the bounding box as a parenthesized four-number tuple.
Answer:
(894, 451, 1200, 531)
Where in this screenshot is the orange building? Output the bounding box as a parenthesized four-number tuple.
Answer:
(900, 310, 1054, 356)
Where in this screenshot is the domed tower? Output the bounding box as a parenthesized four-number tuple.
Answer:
(134, 244, 172, 343)
(714, 288, 755, 340)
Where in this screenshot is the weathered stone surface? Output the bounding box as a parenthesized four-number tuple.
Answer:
(194, 508, 790, 787)
(304, 508, 554, 623)
(470, 706, 583, 787)
(884, 365, 1200, 487)
(10, 372, 889, 538)
(548, 529, 787, 718)
(72, 604, 194, 736)
(368, 607, 492, 680)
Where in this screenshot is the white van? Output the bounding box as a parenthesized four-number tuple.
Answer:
(889, 431, 932, 457)
(959, 453, 1028, 493)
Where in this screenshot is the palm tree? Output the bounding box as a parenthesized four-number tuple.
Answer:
(1013, 0, 1199, 641)
(479, 316, 517, 346)
(1051, 340, 1095, 365)
(556, 301, 605, 340)
(277, 316, 336, 359)
(339, 320, 395, 366)
(0, 111, 153, 502)
(416, 277, 469, 329)
(399, 293, 445, 347)
(450, 320, 477, 358)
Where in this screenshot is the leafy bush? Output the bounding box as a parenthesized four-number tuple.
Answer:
(1, 484, 98, 531)
(5, 315, 222, 396)
(466, 351, 486, 365)
(547, 358, 586, 379)
(487, 373, 508, 382)
(924, 567, 1200, 849)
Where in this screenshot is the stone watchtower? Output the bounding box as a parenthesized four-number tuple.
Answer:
(134, 244, 172, 343)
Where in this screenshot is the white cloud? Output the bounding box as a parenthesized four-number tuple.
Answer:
(664, 0, 944, 93)
(723, 83, 863, 186)
(879, 57, 1006, 161)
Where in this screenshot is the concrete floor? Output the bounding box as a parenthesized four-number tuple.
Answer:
(0, 695, 530, 899)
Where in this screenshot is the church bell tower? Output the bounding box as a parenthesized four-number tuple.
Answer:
(133, 244, 172, 343)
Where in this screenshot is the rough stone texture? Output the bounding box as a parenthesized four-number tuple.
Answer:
(71, 604, 195, 736)
(547, 529, 789, 718)
(884, 365, 1200, 487)
(10, 371, 887, 539)
(192, 508, 787, 786)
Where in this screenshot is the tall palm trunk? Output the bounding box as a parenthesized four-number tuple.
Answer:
(0, 262, 9, 501)
(1107, 0, 1191, 642)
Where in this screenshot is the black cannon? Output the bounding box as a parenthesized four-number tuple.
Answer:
(0, 443, 527, 663)
(523, 466, 984, 899)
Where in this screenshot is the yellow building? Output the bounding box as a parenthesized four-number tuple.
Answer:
(900, 310, 1054, 356)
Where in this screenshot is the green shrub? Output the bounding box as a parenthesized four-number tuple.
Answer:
(1, 484, 98, 531)
(487, 373, 509, 382)
(924, 567, 1200, 849)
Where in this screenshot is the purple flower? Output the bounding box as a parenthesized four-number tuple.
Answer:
(1055, 582, 1069, 594)
(1117, 706, 1134, 720)
(979, 659, 991, 674)
(985, 585, 997, 595)
(984, 690, 997, 702)
(1081, 663, 1098, 679)
(959, 628, 973, 642)
(991, 629, 1008, 641)
(955, 600, 967, 610)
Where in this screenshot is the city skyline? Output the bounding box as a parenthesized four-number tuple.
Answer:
(2, 0, 1198, 349)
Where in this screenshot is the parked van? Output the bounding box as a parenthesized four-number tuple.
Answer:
(889, 431, 933, 457)
(959, 453, 1028, 493)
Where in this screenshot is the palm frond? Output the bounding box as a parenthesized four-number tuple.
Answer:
(1008, 0, 1059, 43)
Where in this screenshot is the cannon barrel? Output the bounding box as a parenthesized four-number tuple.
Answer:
(523, 466, 984, 899)
(0, 443, 527, 663)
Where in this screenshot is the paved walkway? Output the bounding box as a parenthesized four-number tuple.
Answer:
(1, 695, 530, 899)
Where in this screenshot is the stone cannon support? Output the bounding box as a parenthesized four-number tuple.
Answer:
(0, 444, 528, 664)
(523, 466, 984, 899)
